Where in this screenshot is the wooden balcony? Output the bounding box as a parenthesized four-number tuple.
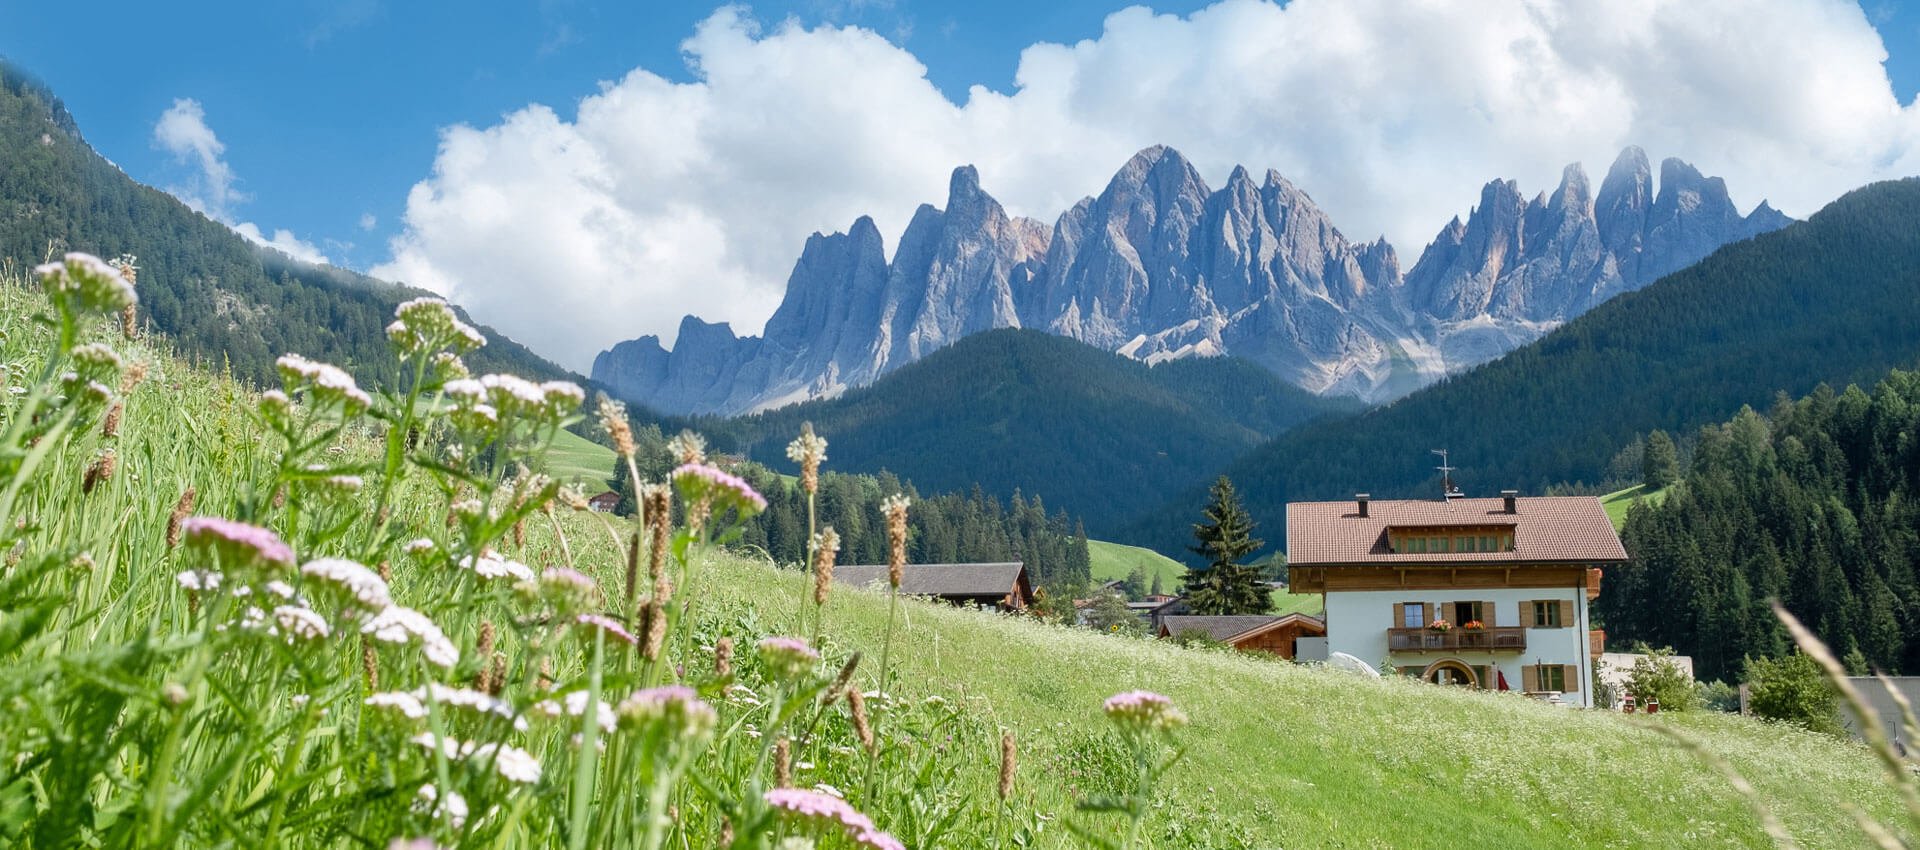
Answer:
(1586, 568, 1603, 601)
(1388, 626, 1527, 653)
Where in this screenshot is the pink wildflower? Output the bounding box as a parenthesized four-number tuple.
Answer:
(763, 788, 904, 850)
(671, 463, 767, 515)
(575, 613, 637, 646)
(180, 516, 295, 575)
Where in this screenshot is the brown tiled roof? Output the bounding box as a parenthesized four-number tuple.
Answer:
(834, 563, 1025, 597)
(1159, 614, 1325, 642)
(1285, 496, 1627, 566)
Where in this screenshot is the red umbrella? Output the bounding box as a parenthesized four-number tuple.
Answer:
(1497, 669, 1511, 691)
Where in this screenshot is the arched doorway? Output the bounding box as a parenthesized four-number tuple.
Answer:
(1423, 659, 1478, 688)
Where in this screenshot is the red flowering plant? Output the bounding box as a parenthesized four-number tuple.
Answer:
(1428, 618, 1453, 632)
(1463, 620, 1485, 630)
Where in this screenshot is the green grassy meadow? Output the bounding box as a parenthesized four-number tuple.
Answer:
(1088, 539, 1187, 588)
(0, 273, 1908, 849)
(539, 426, 617, 490)
(1601, 484, 1670, 530)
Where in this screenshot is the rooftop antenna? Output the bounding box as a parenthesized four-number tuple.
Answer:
(1432, 449, 1463, 501)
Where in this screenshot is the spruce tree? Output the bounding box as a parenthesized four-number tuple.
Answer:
(1642, 429, 1681, 489)
(1185, 476, 1272, 615)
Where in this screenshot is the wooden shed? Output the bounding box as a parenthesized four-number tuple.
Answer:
(1158, 613, 1327, 659)
(833, 562, 1035, 612)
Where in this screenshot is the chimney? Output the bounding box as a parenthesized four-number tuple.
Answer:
(1501, 490, 1518, 514)
(1355, 493, 1370, 518)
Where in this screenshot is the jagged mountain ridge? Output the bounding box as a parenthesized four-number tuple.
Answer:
(594, 145, 1790, 416)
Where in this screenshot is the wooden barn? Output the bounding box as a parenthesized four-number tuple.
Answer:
(1158, 613, 1327, 660)
(833, 562, 1035, 612)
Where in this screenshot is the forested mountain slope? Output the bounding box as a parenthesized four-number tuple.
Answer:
(692, 328, 1358, 531)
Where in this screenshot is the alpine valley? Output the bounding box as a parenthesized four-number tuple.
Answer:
(593, 145, 1790, 416)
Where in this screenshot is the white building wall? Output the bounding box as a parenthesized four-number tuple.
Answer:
(1322, 586, 1593, 708)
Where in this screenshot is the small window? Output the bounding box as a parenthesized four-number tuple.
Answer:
(1430, 536, 1446, 553)
(1406, 537, 1424, 554)
(1453, 601, 1483, 623)
(1532, 600, 1562, 628)
(1402, 603, 1427, 629)
(1460, 536, 1478, 553)
(1539, 665, 1567, 692)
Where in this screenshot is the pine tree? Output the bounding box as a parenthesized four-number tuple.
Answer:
(1184, 476, 1272, 615)
(1642, 429, 1680, 489)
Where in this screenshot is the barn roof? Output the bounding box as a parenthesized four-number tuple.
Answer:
(833, 563, 1026, 597)
(1159, 613, 1325, 642)
(1286, 496, 1627, 566)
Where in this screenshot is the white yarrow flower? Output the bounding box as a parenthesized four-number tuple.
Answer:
(274, 605, 330, 641)
(361, 606, 458, 668)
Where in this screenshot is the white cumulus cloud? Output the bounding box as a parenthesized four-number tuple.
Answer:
(153, 99, 330, 265)
(375, 0, 1920, 372)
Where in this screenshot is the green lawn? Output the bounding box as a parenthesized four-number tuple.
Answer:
(1601, 483, 1669, 530)
(1087, 539, 1186, 588)
(1270, 587, 1324, 616)
(540, 426, 618, 489)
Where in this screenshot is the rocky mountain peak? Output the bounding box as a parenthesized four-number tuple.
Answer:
(594, 144, 1794, 416)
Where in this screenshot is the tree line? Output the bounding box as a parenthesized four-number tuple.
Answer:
(600, 420, 1093, 595)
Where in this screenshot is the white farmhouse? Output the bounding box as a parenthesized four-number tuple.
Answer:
(1287, 491, 1626, 708)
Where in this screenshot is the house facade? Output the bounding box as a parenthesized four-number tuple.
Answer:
(1287, 492, 1626, 707)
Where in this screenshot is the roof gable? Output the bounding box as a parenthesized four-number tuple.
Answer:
(1159, 613, 1326, 642)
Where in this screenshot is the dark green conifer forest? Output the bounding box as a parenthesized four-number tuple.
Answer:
(1602, 368, 1920, 682)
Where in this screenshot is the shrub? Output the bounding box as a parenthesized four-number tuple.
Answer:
(1698, 680, 1742, 713)
(1626, 645, 1698, 711)
(1745, 652, 1842, 735)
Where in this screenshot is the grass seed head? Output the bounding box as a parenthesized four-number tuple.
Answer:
(812, 526, 840, 606)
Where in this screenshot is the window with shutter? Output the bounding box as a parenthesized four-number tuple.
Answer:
(1531, 600, 1563, 628)
(1481, 600, 1496, 627)
(1521, 665, 1538, 692)
(1559, 664, 1580, 694)
(1558, 599, 1574, 628)
(1535, 665, 1567, 691)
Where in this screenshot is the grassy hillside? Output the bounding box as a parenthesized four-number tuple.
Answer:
(540, 427, 617, 490)
(1088, 540, 1186, 588)
(0, 276, 1907, 848)
(1127, 178, 1920, 556)
(1600, 484, 1668, 530)
(692, 329, 1359, 533)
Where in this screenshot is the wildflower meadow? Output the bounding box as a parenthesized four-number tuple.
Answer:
(0, 255, 1185, 849)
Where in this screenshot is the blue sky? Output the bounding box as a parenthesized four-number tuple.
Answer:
(1, 0, 1216, 269)
(3, 1, 1918, 369)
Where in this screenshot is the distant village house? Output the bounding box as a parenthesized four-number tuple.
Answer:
(587, 491, 621, 513)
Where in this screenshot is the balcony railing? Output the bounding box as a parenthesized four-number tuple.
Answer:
(1388, 626, 1527, 653)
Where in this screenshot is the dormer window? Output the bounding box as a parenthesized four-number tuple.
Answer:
(1387, 526, 1515, 554)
